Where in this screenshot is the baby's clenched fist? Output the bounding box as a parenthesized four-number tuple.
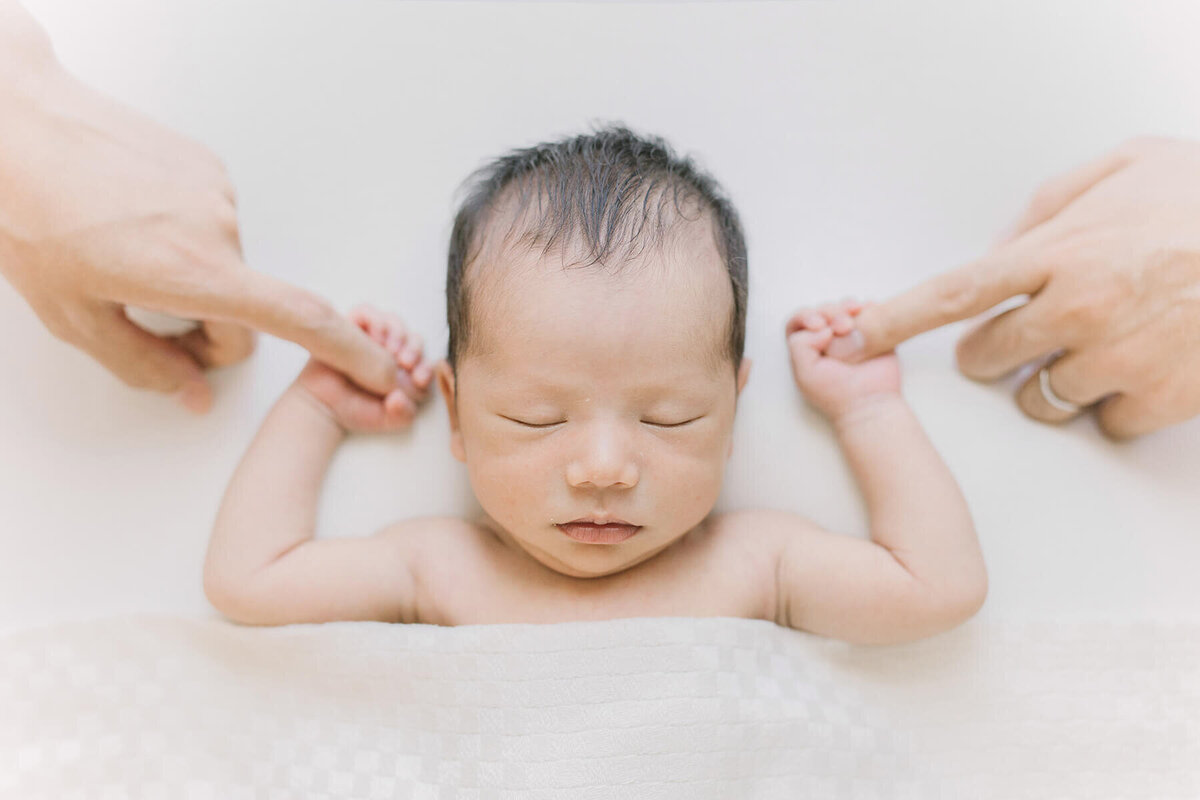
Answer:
(786, 299, 901, 422)
(294, 305, 434, 434)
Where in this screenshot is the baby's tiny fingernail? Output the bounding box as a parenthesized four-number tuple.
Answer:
(413, 363, 432, 385)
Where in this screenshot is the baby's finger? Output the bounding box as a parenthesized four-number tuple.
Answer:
(383, 390, 417, 429)
(787, 328, 834, 371)
(350, 305, 389, 346)
(830, 312, 854, 336)
(785, 308, 828, 336)
(393, 364, 429, 403)
(386, 329, 408, 358)
(349, 304, 377, 330)
(383, 313, 408, 354)
(818, 303, 843, 325)
(411, 358, 434, 390)
(398, 332, 424, 369)
(825, 331, 867, 361)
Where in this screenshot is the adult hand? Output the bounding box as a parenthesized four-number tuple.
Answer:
(0, 3, 397, 412)
(833, 136, 1200, 439)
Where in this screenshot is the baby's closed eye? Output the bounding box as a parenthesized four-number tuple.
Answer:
(642, 416, 702, 428)
(500, 414, 703, 429)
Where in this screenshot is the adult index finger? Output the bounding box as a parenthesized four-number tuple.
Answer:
(840, 244, 1051, 362)
(232, 271, 399, 394)
(130, 262, 400, 395)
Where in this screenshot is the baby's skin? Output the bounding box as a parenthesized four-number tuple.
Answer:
(204, 299, 986, 645)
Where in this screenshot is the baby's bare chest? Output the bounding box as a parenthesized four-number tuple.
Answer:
(416, 522, 778, 626)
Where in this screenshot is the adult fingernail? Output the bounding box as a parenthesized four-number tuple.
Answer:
(413, 363, 432, 385)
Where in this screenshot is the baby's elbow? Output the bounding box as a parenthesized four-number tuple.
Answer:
(934, 567, 989, 630)
(203, 567, 258, 624)
(202, 568, 237, 616)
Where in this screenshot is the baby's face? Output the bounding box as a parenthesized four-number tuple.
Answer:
(436, 228, 750, 578)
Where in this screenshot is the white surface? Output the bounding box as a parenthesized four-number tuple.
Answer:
(2, 0, 1199, 634)
(3, 615, 1198, 797)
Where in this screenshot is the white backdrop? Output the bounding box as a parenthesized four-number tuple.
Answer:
(2, 0, 1198, 635)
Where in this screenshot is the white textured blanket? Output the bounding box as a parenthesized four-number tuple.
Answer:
(2, 615, 1197, 799)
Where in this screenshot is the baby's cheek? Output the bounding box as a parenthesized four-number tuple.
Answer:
(465, 445, 547, 526)
(652, 447, 726, 527)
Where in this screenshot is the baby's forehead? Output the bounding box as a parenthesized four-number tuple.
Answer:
(464, 246, 732, 380)
(471, 206, 727, 301)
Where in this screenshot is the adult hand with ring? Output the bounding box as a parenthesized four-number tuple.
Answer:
(829, 136, 1200, 439)
(0, 2, 398, 412)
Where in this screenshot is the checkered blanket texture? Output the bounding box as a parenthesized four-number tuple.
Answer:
(2, 615, 1197, 798)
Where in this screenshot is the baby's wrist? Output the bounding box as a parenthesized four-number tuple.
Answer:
(284, 383, 348, 438)
(830, 392, 908, 434)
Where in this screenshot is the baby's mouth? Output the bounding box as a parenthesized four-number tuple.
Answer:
(556, 521, 642, 545)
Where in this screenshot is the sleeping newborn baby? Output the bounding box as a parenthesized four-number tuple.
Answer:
(203, 125, 987, 644)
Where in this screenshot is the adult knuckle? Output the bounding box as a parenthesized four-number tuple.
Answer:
(289, 292, 338, 333)
(1145, 245, 1200, 289)
(934, 272, 979, 320)
(1051, 285, 1118, 338)
(1000, 315, 1043, 356)
(1098, 346, 1141, 386)
(1054, 302, 1101, 338)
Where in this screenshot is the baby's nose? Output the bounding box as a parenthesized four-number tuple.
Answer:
(565, 428, 640, 489)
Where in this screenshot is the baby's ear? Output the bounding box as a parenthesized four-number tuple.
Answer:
(736, 358, 752, 397)
(435, 360, 466, 462)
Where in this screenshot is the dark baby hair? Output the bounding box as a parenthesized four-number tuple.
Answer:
(445, 123, 748, 372)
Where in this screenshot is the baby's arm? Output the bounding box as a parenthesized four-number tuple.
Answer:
(770, 300, 987, 644)
(203, 306, 437, 626)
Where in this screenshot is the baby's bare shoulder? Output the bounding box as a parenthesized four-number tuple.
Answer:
(373, 515, 500, 625)
(704, 509, 827, 624)
(374, 515, 490, 557)
(706, 508, 823, 550)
